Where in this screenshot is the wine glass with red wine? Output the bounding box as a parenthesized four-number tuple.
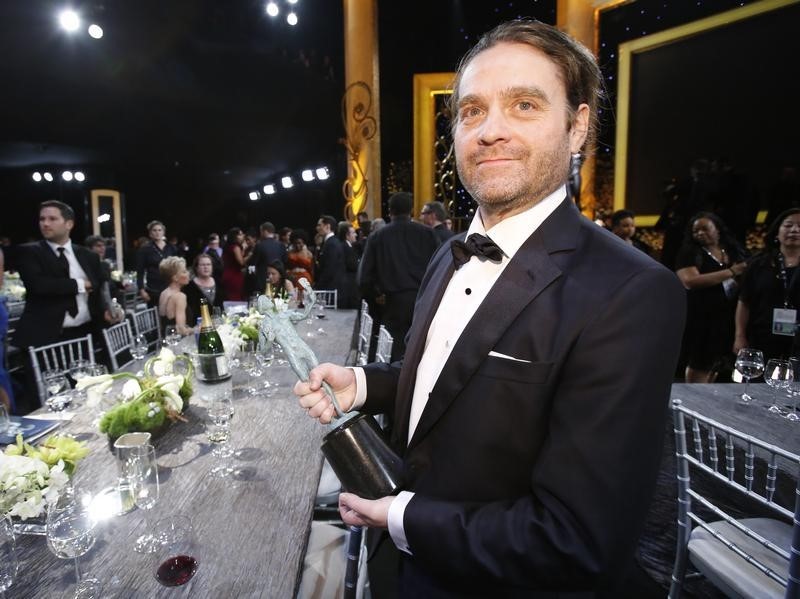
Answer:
(153, 515, 198, 588)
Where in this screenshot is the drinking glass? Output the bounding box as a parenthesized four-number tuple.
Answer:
(734, 348, 765, 403)
(44, 371, 72, 411)
(152, 515, 199, 588)
(129, 444, 160, 553)
(130, 334, 149, 361)
(787, 357, 800, 422)
(46, 488, 100, 598)
(165, 326, 181, 347)
(206, 394, 235, 477)
(0, 404, 9, 435)
(86, 364, 108, 377)
(68, 359, 91, 384)
(0, 516, 18, 597)
(764, 358, 793, 415)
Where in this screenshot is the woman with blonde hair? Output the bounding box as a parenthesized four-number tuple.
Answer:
(158, 256, 194, 336)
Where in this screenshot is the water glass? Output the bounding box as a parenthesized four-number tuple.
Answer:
(734, 348, 764, 403)
(165, 326, 181, 347)
(44, 371, 72, 411)
(0, 516, 17, 595)
(68, 359, 91, 384)
(153, 515, 199, 587)
(86, 364, 108, 377)
(207, 394, 235, 477)
(764, 358, 793, 415)
(129, 444, 160, 553)
(131, 334, 149, 361)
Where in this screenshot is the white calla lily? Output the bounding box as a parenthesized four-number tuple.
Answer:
(85, 379, 114, 408)
(75, 373, 112, 391)
(120, 378, 142, 400)
(157, 348, 176, 363)
(155, 375, 185, 412)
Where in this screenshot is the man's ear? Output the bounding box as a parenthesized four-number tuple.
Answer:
(569, 103, 590, 153)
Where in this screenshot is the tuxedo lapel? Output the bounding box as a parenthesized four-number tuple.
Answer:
(406, 200, 580, 451)
(38, 240, 63, 274)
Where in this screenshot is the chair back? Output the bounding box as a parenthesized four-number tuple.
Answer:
(375, 325, 394, 364)
(132, 307, 161, 351)
(315, 290, 338, 310)
(28, 334, 94, 403)
(102, 320, 134, 372)
(356, 309, 373, 366)
(122, 288, 142, 313)
(669, 399, 800, 599)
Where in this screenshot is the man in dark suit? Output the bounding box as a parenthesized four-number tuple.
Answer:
(314, 214, 346, 298)
(248, 221, 288, 295)
(296, 20, 685, 597)
(16, 201, 108, 350)
(420, 200, 455, 243)
(358, 192, 441, 361)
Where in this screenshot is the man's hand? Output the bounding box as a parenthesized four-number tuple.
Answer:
(83, 279, 93, 293)
(293, 363, 356, 424)
(139, 289, 150, 302)
(339, 493, 393, 529)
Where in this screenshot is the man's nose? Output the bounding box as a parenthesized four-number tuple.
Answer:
(477, 108, 512, 145)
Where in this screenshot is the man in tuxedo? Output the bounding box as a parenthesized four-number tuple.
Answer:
(248, 221, 288, 295)
(314, 214, 346, 298)
(295, 20, 685, 597)
(420, 200, 455, 244)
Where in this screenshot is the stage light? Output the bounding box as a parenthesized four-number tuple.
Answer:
(32, 172, 42, 182)
(301, 169, 314, 182)
(263, 184, 276, 195)
(74, 171, 85, 182)
(281, 176, 293, 189)
(315, 167, 329, 180)
(58, 9, 80, 32)
(266, 2, 279, 17)
(288, 0, 298, 4)
(62, 170, 74, 181)
(287, 12, 298, 26)
(97, 213, 111, 223)
(249, 191, 260, 201)
(88, 24, 103, 39)
(43, 172, 54, 182)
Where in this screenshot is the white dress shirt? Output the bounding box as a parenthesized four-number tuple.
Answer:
(351, 186, 567, 554)
(46, 240, 92, 328)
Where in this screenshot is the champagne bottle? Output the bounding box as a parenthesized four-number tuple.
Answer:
(265, 281, 274, 299)
(197, 299, 229, 380)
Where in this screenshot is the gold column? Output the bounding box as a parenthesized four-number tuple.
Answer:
(557, 0, 626, 218)
(342, 0, 381, 222)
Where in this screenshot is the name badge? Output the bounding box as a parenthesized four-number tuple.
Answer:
(772, 308, 797, 336)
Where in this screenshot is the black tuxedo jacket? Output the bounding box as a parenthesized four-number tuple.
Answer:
(362, 199, 686, 597)
(315, 235, 346, 294)
(248, 237, 288, 293)
(15, 241, 106, 348)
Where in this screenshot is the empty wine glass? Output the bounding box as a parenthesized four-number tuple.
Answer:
(764, 358, 793, 415)
(130, 334, 149, 361)
(206, 394, 235, 477)
(86, 364, 108, 377)
(152, 515, 199, 588)
(0, 516, 18, 597)
(734, 348, 765, 403)
(68, 359, 91, 384)
(46, 488, 100, 598)
(129, 444, 160, 553)
(44, 371, 72, 412)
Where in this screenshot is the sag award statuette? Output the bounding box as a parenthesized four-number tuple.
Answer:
(256, 279, 403, 499)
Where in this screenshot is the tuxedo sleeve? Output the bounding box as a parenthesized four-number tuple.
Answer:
(401, 266, 686, 589)
(17, 246, 78, 297)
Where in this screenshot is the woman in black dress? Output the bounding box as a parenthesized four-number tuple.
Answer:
(675, 212, 748, 382)
(734, 208, 800, 363)
(183, 253, 225, 327)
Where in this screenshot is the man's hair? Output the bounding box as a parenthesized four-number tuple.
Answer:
(84, 235, 105, 247)
(319, 215, 337, 230)
(260, 221, 276, 234)
(423, 201, 447, 223)
(207, 233, 220, 243)
(290, 229, 309, 244)
(448, 19, 603, 150)
(159, 256, 186, 281)
(610, 210, 635, 228)
(337, 221, 352, 241)
(147, 220, 165, 233)
(40, 200, 74, 221)
(279, 227, 292, 238)
(388, 192, 413, 216)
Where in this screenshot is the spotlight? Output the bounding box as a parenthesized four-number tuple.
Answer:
(288, 0, 298, 4)
(287, 12, 298, 26)
(97, 213, 111, 223)
(32, 172, 42, 182)
(62, 170, 74, 181)
(88, 24, 103, 39)
(266, 2, 279, 17)
(263, 184, 276, 195)
(58, 9, 80, 32)
(315, 167, 329, 180)
(43, 172, 54, 182)
(74, 171, 85, 182)
(301, 169, 314, 182)
(281, 176, 293, 189)
(249, 191, 260, 201)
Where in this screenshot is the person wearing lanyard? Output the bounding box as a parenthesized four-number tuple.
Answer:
(735, 208, 800, 362)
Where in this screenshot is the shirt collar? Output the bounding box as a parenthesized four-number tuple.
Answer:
(46, 239, 73, 254)
(467, 185, 567, 260)
(324, 232, 334, 241)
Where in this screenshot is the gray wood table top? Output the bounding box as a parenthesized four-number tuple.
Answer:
(11, 309, 357, 599)
(670, 383, 800, 456)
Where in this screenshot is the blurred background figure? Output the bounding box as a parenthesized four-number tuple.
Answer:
(420, 201, 454, 243)
(287, 230, 314, 306)
(337, 221, 360, 309)
(157, 256, 193, 336)
(610, 210, 651, 255)
(136, 220, 178, 307)
(0, 246, 14, 412)
(183, 253, 224, 326)
(221, 227, 246, 301)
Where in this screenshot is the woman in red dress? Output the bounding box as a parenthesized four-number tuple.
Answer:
(221, 227, 246, 301)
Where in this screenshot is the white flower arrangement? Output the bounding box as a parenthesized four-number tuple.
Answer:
(2, 281, 26, 301)
(0, 453, 69, 519)
(217, 322, 246, 359)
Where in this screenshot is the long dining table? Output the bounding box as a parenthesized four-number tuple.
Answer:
(10, 309, 358, 598)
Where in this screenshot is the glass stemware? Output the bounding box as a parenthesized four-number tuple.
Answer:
(787, 357, 800, 422)
(207, 394, 235, 477)
(764, 358, 793, 415)
(153, 515, 199, 588)
(734, 348, 765, 403)
(46, 488, 100, 598)
(0, 516, 18, 597)
(44, 371, 72, 412)
(130, 334, 149, 361)
(129, 444, 160, 553)
(165, 326, 181, 348)
(68, 359, 91, 384)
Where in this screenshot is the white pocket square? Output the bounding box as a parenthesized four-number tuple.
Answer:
(488, 350, 532, 364)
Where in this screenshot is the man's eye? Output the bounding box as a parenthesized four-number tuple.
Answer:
(460, 106, 482, 119)
(517, 101, 534, 111)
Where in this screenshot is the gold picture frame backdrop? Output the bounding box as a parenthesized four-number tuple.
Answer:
(90, 188, 123, 269)
(614, 0, 797, 227)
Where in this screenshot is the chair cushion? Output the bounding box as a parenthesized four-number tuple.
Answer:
(688, 517, 791, 599)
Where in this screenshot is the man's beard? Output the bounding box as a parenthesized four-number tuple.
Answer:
(457, 137, 571, 216)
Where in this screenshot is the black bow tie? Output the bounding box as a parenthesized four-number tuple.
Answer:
(451, 233, 504, 269)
